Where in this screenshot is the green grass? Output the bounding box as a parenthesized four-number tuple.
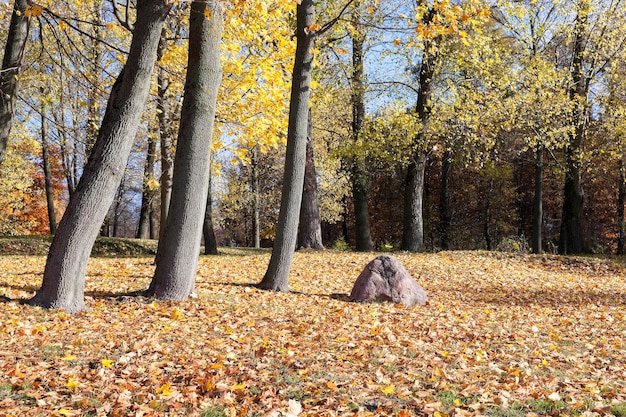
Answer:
(612, 403, 626, 417)
(0, 235, 159, 257)
(200, 405, 227, 417)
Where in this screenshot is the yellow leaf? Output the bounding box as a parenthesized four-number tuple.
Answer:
(156, 383, 173, 396)
(381, 384, 395, 395)
(61, 355, 77, 361)
(170, 307, 184, 320)
(204, 8, 212, 20)
(66, 378, 79, 390)
(57, 409, 76, 416)
(101, 359, 113, 368)
(231, 382, 246, 390)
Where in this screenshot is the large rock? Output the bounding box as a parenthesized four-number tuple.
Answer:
(349, 255, 427, 307)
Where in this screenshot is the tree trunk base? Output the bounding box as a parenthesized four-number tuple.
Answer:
(256, 280, 289, 293)
(26, 293, 85, 315)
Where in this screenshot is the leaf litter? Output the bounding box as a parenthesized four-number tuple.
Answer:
(0, 250, 625, 416)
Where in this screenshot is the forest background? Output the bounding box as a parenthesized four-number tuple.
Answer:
(1, 0, 626, 255)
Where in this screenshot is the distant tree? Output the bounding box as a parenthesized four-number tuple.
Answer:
(0, 0, 30, 166)
(298, 109, 324, 250)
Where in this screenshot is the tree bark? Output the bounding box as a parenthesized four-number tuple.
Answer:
(559, 0, 588, 255)
(28, 0, 172, 313)
(439, 149, 451, 250)
(157, 31, 174, 238)
(258, 0, 314, 292)
(148, 0, 223, 301)
(350, 5, 372, 252)
(203, 169, 218, 255)
(84, 0, 104, 160)
(40, 90, 57, 235)
(402, 154, 427, 251)
(136, 131, 157, 239)
(251, 145, 261, 249)
(531, 145, 543, 254)
(484, 177, 494, 250)
(402, 14, 437, 252)
(298, 108, 324, 250)
(618, 155, 625, 255)
(0, 0, 30, 166)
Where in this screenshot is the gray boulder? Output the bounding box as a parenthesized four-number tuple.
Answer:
(349, 255, 427, 307)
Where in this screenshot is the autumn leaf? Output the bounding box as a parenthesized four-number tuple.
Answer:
(381, 384, 395, 395)
(156, 383, 174, 396)
(66, 377, 79, 390)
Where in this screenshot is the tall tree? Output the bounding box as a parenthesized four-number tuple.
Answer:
(28, 0, 173, 313)
(257, 0, 316, 292)
(402, 14, 437, 252)
(156, 29, 176, 238)
(39, 88, 57, 234)
(559, 0, 589, 254)
(203, 168, 218, 255)
(147, 0, 223, 301)
(350, 2, 373, 251)
(298, 108, 324, 250)
(136, 131, 157, 239)
(0, 0, 30, 166)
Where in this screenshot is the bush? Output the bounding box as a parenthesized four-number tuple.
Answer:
(332, 237, 351, 251)
(496, 235, 528, 253)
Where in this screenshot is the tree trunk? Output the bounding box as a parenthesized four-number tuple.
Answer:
(298, 108, 324, 250)
(618, 155, 625, 255)
(0, 0, 30, 166)
(112, 188, 122, 237)
(559, 0, 588, 255)
(158, 31, 174, 238)
(402, 23, 437, 252)
(532, 145, 543, 254)
(251, 145, 261, 249)
(136, 131, 157, 239)
(350, 6, 372, 252)
(402, 154, 427, 251)
(84, 0, 104, 160)
(28, 0, 172, 313)
(203, 169, 218, 255)
(148, 0, 223, 301)
(40, 90, 57, 235)
(258, 0, 314, 292)
(439, 149, 451, 250)
(484, 178, 494, 250)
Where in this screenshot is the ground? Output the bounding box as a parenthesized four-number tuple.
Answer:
(0, 238, 625, 416)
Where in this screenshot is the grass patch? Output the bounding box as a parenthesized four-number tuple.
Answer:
(200, 405, 227, 417)
(612, 403, 626, 417)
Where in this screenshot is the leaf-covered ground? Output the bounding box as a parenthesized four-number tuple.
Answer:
(1, 249, 625, 417)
